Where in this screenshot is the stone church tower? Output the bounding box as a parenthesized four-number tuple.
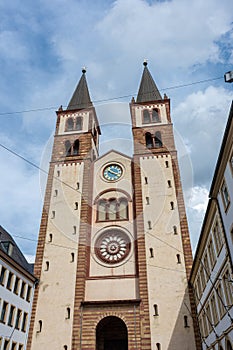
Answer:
(27, 63, 200, 350)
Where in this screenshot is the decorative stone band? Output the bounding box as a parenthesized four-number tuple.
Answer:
(95, 229, 131, 264)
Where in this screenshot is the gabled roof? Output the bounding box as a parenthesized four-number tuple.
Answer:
(0, 225, 34, 274)
(136, 61, 162, 103)
(67, 68, 93, 111)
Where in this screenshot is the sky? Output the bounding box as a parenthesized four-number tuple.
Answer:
(0, 0, 232, 262)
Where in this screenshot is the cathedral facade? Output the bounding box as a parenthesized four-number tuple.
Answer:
(27, 63, 200, 350)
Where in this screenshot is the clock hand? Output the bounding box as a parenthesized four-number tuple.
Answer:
(108, 169, 119, 175)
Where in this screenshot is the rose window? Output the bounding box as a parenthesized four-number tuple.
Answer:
(95, 230, 130, 264)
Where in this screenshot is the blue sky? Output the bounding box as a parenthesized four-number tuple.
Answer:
(0, 0, 233, 261)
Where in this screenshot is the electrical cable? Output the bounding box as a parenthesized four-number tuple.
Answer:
(0, 76, 223, 116)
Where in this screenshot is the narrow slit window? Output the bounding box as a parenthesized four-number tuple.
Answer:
(149, 248, 154, 258)
(20, 282, 26, 298)
(26, 286, 32, 302)
(13, 276, 19, 294)
(74, 202, 78, 210)
(76, 182, 80, 190)
(8, 305, 15, 327)
(156, 343, 161, 350)
(165, 161, 169, 168)
(71, 253, 74, 262)
(73, 226, 76, 235)
(7, 271, 13, 290)
(0, 266, 6, 285)
(146, 197, 150, 205)
(64, 346, 68, 350)
(173, 226, 177, 235)
(57, 170, 60, 177)
(153, 304, 159, 316)
(54, 189, 58, 197)
(49, 234, 53, 242)
(66, 307, 71, 319)
(176, 254, 181, 264)
(145, 177, 148, 184)
(168, 180, 171, 188)
(148, 221, 152, 230)
(52, 211, 55, 219)
(184, 315, 189, 328)
(45, 261, 49, 271)
(15, 309, 21, 329)
(170, 202, 174, 210)
(37, 320, 42, 333)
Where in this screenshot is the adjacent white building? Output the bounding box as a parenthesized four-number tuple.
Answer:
(0, 226, 37, 350)
(190, 102, 233, 350)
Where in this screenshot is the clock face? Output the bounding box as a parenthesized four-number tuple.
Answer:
(103, 164, 123, 181)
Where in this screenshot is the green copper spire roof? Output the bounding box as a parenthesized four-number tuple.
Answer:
(136, 61, 162, 103)
(67, 68, 93, 110)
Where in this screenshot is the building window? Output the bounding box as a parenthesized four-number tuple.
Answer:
(52, 211, 55, 219)
(212, 220, 223, 255)
(146, 196, 150, 205)
(170, 202, 174, 210)
(216, 283, 225, 318)
(66, 307, 71, 319)
(0, 266, 7, 286)
(45, 261, 49, 271)
(168, 180, 171, 188)
(66, 118, 74, 131)
(21, 312, 28, 332)
(173, 226, 177, 235)
(37, 320, 42, 333)
(165, 161, 169, 168)
(57, 170, 60, 177)
(26, 286, 32, 302)
(65, 140, 72, 156)
(145, 132, 153, 149)
(54, 189, 58, 197)
(230, 154, 233, 175)
(208, 239, 216, 270)
(3, 339, 9, 350)
(74, 202, 78, 210)
(49, 233, 53, 242)
(76, 182, 80, 190)
(20, 282, 26, 299)
(153, 304, 159, 316)
(210, 294, 218, 325)
(223, 270, 233, 307)
(200, 266, 206, 291)
(11, 343, 17, 350)
(148, 221, 152, 230)
(184, 315, 189, 328)
(15, 309, 22, 329)
(64, 346, 68, 350)
(0, 301, 8, 323)
(18, 345, 23, 350)
(97, 198, 128, 222)
(176, 254, 181, 264)
(73, 226, 76, 235)
(71, 253, 74, 262)
(13, 276, 19, 294)
(73, 139, 79, 155)
(143, 109, 150, 124)
(149, 248, 154, 258)
(203, 254, 210, 278)
(155, 131, 162, 148)
(152, 108, 160, 122)
(75, 116, 82, 130)
(221, 180, 230, 210)
(145, 177, 148, 184)
(8, 305, 15, 327)
(6, 271, 13, 290)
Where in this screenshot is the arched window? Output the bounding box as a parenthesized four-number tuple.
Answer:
(143, 109, 150, 124)
(156, 343, 161, 350)
(152, 108, 160, 122)
(145, 132, 153, 149)
(153, 304, 159, 316)
(118, 198, 128, 220)
(65, 140, 72, 156)
(97, 200, 107, 221)
(176, 254, 181, 264)
(108, 199, 117, 220)
(66, 118, 74, 131)
(75, 116, 82, 130)
(73, 140, 79, 155)
(155, 131, 162, 148)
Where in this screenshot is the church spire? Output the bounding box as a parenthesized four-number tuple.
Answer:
(136, 60, 162, 103)
(67, 67, 93, 110)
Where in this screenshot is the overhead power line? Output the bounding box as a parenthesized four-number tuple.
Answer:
(0, 76, 223, 116)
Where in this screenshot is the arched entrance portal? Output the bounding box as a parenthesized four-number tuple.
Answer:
(96, 316, 128, 350)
